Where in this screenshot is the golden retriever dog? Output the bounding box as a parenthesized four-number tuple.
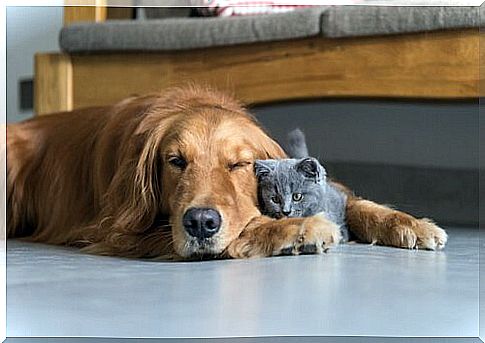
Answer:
(6, 85, 447, 259)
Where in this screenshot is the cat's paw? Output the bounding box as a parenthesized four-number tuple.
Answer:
(273, 213, 342, 256)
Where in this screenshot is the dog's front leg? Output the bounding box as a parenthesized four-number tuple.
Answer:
(226, 213, 342, 259)
(345, 197, 447, 250)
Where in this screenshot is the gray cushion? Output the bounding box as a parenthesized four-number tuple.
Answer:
(322, 6, 480, 38)
(59, 6, 480, 53)
(59, 7, 326, 52)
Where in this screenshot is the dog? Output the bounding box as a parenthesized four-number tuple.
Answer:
(6, 85, 447, 259)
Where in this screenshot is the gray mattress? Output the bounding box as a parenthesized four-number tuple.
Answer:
(59, 6, 480, 53)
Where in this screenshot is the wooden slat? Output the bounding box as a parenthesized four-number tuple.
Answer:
(34, 54, 73, 115)
(35, 29, 479, 115)
(67, 29, 479, 110)
(480, 31, 485, 96)
(64, 0, 108, 25)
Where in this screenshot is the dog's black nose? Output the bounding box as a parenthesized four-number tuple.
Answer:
(183, 208, 221, 239)
(282, 210, 291, 216)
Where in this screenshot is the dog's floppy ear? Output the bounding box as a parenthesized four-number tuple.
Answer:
(262, 136, 286, 159)
(296, 157, 326, 184)
(254, 160, 276, 178)
(251, 127, 287, 159)
(84, 103, 178, 258)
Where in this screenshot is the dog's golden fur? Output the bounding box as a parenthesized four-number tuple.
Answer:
(7, 85, 447, 259)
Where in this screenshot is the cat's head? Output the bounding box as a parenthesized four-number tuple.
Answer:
(254, 158, 327, 218)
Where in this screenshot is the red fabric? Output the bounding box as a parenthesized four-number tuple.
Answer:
(195, 1, 317, 17)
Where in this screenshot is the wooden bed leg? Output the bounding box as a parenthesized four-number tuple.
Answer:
(34, 53, 73, 116)
(64, 0, 108, 25)
(63, 1, 135, 26)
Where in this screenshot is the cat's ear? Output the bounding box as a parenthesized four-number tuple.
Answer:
(254, 160, 276, 178)
(296, 157, 326, 183)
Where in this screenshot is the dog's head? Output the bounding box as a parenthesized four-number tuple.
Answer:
(129, 87, 285, 258)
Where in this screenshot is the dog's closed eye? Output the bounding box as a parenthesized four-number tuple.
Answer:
(228, 161, 251, 172)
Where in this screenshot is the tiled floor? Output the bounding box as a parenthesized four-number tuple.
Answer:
(7, 227, 479, 339)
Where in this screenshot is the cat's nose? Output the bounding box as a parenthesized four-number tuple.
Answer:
(282, 210, 291, 216)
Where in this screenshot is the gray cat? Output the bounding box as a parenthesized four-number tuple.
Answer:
(254, 129, 349, 241)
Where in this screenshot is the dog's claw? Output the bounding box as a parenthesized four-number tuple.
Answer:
(299, 244, 317, 254)
(279, 247, 294, 255)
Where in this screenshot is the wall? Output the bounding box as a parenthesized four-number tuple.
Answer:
(6, 6, 63, 123)
(253, 99, 479, 170)
(254, 100, 479, 226)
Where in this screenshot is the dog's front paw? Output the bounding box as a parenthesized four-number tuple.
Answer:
(414, 218, 447, 250)
(385, 213, 447, 250)
(273, 213, 342, 256)
(227, 214, 342, 259)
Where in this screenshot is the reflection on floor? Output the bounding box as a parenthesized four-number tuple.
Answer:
(7, 227, 479, 338)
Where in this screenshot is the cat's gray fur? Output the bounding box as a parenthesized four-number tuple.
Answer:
(286, 128, 309, 159)
(255, 129, 349, 241)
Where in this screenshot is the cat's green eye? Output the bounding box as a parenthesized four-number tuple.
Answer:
(271, 196, 280, 204)
(292, 193, 303, 202)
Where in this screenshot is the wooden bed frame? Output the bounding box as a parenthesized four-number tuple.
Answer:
(34, 4, 481, 115)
